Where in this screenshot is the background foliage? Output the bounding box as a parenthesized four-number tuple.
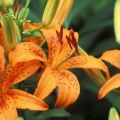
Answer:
(18, 0, 120, 120)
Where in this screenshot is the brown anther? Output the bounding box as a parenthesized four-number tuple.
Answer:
(66, 35, 73, 49)
(56, 30, 62, 44)
(60, 25, 63, 39)
(66, 28, 78, 52)
(56, 26, 63, 44)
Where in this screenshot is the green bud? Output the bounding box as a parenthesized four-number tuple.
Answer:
(114, 0, 120, 44)
(42, 0, 60, 25)
(17, 8, 30, 22)
(49, 0, 74, 27)
(17, 117, 24, 120)
(3, 0, 14, 7)
(108, 107, 120, 120)
(2, 15, 17, 49)
(0, 0, 4, 7)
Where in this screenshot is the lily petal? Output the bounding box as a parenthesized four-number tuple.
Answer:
(98, 74, 120, 99)
(55, 70, 80, 108)
(0, 45, 5, 81)
(34, 66, 57, 99)
(41, 27, 61, 64)
(41, 26, 78, 66)
(25, 36, 44, 45)
(0, 95, 18, 120)
(9, 42, 47, 66)
(8, 89, 48, 110)
(100, 49, 120, 68)
(58, 55, 110, 79)
(3, 60, 41, 90)
(23, 22, 43, 31)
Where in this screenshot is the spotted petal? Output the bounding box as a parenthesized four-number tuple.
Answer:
(9, 42, 47, 66)
(98, 74, 120, 99)
(41, 26, 78, 66)
(58, 55, 110, 79)
(100, 49, 120, 68)
(3, 60, 41, 91)
(8, 89, 48, 110)
(0, 45, 5, 81)
(0, 95, 18, 120)
(34, 66, 57, 99)
(55, 70, 80, 108)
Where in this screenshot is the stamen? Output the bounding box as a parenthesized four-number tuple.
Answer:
(66, 28, 78, 52)
(70, 28, 78, 52)
(56, 25, 63, 44)
(66, 35, 73, 49)
(60, 25, 63, 39)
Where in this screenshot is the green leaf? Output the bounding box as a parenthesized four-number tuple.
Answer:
(37, 108, 71, 120)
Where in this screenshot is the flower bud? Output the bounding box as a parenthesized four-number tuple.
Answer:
(49, 0, 74, 27)
(108, 107, 120, 120)
(42, 0, 74, 27)
(114, 0, 120, 44)
(3, 0, 14, 7)
(42, 0, 60, 25)
(2, 15, 17, 50)
(0, 0, 4, 7)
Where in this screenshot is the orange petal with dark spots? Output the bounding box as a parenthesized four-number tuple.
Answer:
(0, 95, 18, 120)
(100, 49, 120, 68)
(98, 74, 120, 99)
(41, 26, 78, 64)
(9, 42, 47, 66)
(8, 89, 48, 111)
(55, 70, 80, 108)
(58, 55, 110, 79)
(34, 66, 57, 99)
(3, 60, 41, 90)
(0, 45, 5, 81)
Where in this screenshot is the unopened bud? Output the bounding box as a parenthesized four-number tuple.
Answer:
(2, 15, 16, 49)
(42, 0, 60, 25)
(108, 107, 120, 120)
(0, 0, 4, 7)
(3, 0, 14, 7)
(114, 0, 120, 44)
(49, 0, 74, 27)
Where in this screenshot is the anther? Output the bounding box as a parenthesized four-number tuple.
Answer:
(56, 26, 63, 44)
(66, 28, 78, 52)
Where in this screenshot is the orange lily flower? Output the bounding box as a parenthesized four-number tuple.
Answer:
(9, 26, 109, 108)
(98, 49, 120, 99)
(0, 45, 48, 120)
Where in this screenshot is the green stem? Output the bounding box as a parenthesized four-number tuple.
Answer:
(8, 7, 14, 16)
(30, 23, 45, 33)
(40, 39, 46, 47)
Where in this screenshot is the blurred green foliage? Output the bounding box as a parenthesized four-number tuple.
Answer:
(16, 0, 120, 120)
